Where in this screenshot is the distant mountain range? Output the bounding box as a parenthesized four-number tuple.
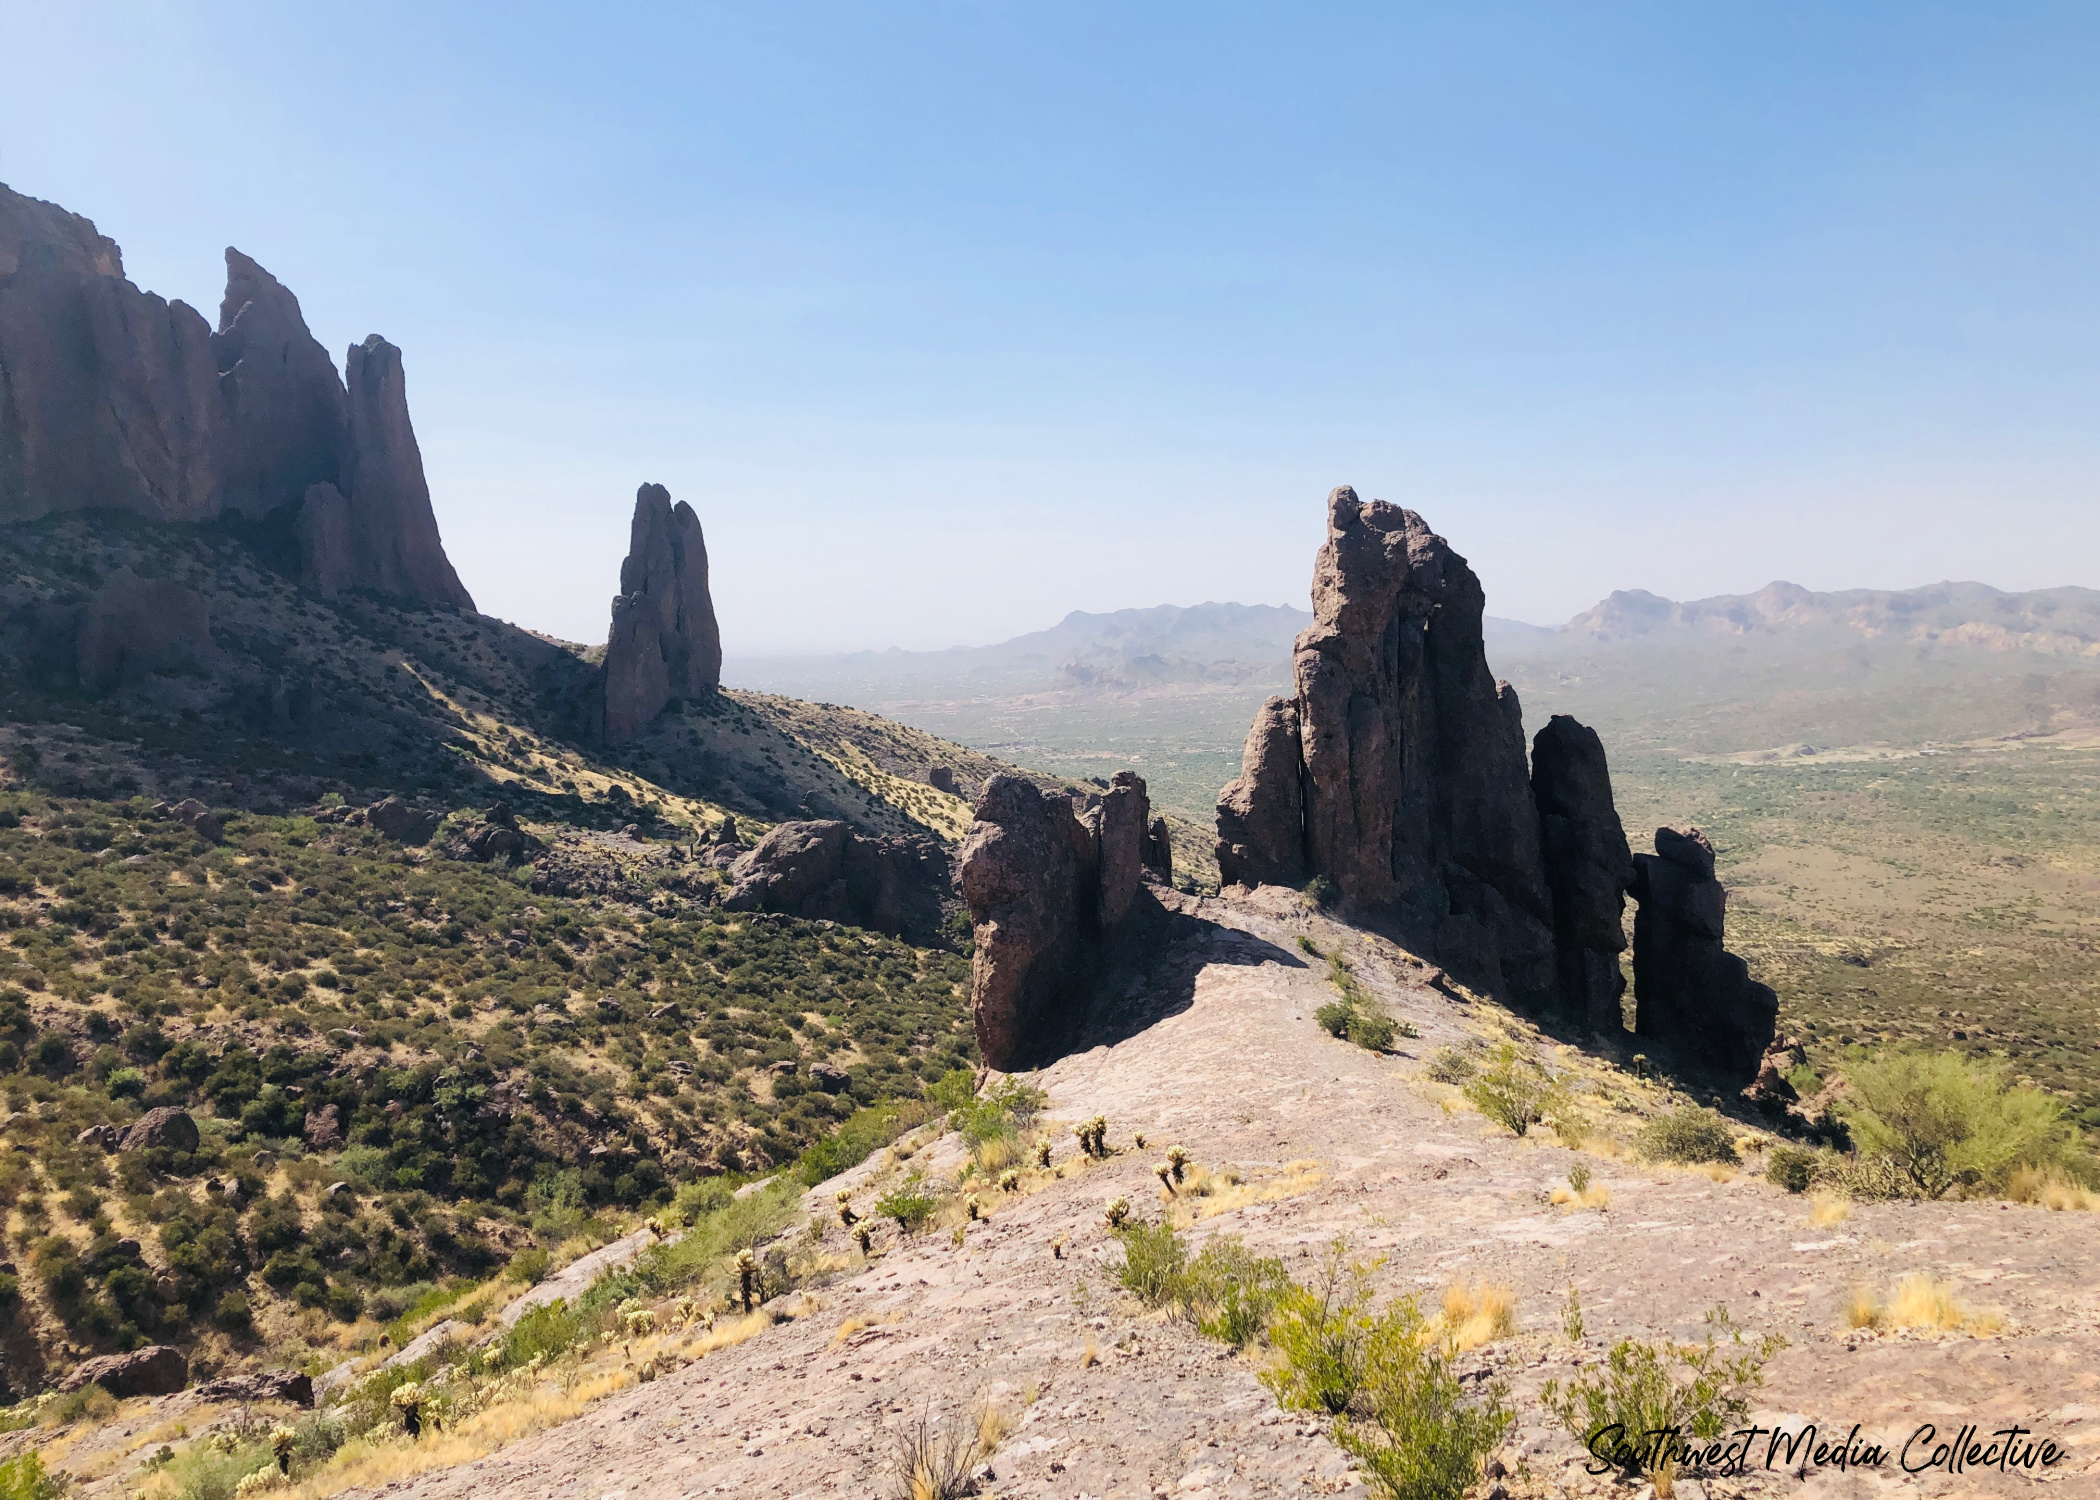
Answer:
(734, 581, 2100, 704)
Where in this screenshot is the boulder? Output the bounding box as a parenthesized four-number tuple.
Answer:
(928, 765, 958, 795)
(365, 796, 439, 844)
(1212, 490, 1552, 998)
(721, 820, 949, 942)
(58, 1343, 187, 1398)
(1214, 696, 1303, 888)
(302, 1102, 344, 1152)
(75, 570, 216, 692)
(598, 483, 723, 744)
(119, 1107, 199, 1153)
(74, 1124, 120, 1152)
(958, 773, 1157, 1070)
(1743, 1034, 1807, 1112)
(440, 802, 544, 865)
(1630, 826, 1779, 1078)
(193, 1369, 313, 1407)
(1530, 714, 1636, 1032)
(161, 798, 223, 843)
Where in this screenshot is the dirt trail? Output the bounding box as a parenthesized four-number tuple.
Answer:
(355, 889, 2100, 1499)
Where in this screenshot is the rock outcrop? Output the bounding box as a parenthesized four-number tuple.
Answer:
(74, 570, 216, 691)
(58, 1344, 188, 1398)
(959, 771, 1159, 1070)
(1530, 714, 1636, 1031)
(1213, 489, 1553, 998)
(720, 819, 948, 942)
(1630, 826, 1779, 1077)
(0, 182, 473, 609)
(1215, 696, 1303, 888)
(119, 1106, 199, 1153)
(597, 483, 723, 744)
(438, 802, 543, 865)
(1143, 816, 1173, 883)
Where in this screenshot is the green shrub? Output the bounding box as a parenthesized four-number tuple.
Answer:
(1187, 1237, 1290, 1349)
(1303, 875, 1338, 908)
(875, 1176, 940, 1234)
(1462, 1043, 1562, 1137)
(1425, 1048, 1476, 1085)
(951, 1077, 1046, 1147)
(1635, 1108, 1740, 1166)
(1542, 1308, 1785, 1495)
(1260, 1242, 1379, 1416)
(1112, 1219, 1189, 1306)
(1336, 1296, 1513, 1500)
(1315, 955, 1399, 1053)
(1842, 1049, 2067, 1199)
(0, 1451, 63, 1500)
(1765, 1145, 1818, 1194)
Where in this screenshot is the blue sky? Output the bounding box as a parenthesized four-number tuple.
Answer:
(4, 3, 2097, 651)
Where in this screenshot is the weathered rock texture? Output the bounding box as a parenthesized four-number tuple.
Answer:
(597, 483, 723, 744)
(58, 1344, 188, 1398)
(0, 182, 472, 609)
(1214, 489, 1552, 998)
(74, 569, 217, 691)
(1530, 714, 1635, 1031)
(720, 819, 948, 942)
(1630, 825, 1779, 1077)
(119, 1106, 199, 1153)
(959, 771, 1158, 1070)
(1143, 816, 1173, 883)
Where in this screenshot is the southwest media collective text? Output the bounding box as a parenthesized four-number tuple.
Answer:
(1585, 1421, 2065, 1477)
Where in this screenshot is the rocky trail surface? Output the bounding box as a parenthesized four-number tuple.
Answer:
(353, 888, 2100, 1500)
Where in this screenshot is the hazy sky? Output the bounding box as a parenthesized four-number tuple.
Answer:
(5, 4, 2098, 652)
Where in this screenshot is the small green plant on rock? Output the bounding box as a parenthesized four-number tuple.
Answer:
(1463, 1043, 1564, 1137)
(876, 1176, 939, 1234)
(1765, 1144, 1818, 1193)
(1542, 1307, 1785, 1499)
(1635, 1108, 1740, 1166)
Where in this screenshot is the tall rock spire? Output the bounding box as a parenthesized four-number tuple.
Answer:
(598, 483, 723, 743)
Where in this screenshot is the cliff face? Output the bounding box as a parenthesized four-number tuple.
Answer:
(598, 483, 723, 744)
(0, 182, 472, 611)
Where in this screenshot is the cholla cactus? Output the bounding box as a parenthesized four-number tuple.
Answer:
(854, 1222, 873, 1256)
(736, 1247, 758, 1312)
(644, 1214, 669, 1240)
(1166, 1145, 1190, 1183)
(208, 1431, 240, 1455)
(1103, 1196, 1131, 1229)
(675, 1294, 701, 1329)
(270, 1425, 296, 1474)
(638, 1358, 658, 1383)
(1133, 1131, 1147, 1150)
(390, 1380, 427, 1438)
(1035, 1139, 1053, 1169)
(997, 1168, 1020, 1193)
(965, 1193, 983, 1221)
(1051, 1235, 1065, 1260)
(622, 1305, 657, 1338)
(233, 1472, 279, 1498)
(1154, 1160, 1175, 1194)
(1073, 1114, 1109, 1158)
(835, 1189, 859, 1226)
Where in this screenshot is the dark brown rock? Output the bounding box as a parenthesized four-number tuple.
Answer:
(1743, 1034, 1807, 1112)
(193, 1369, 313, 1407)
(339, 336, 475, 609)
(721, 819, 949, 942)
(439, 802, 544, 865)
(928, 766, 958, 795)
(162, 798, 223, 843)
(1214, 696, 1303, 888)
(599, 483, 723, 744)
(959, 773, 1157, 1071)
(1214, 489, 1552, 998)
(74, 1124, 120, 1152)
(1630, 826, 1778, 1078)
(303, 1102, 344, 1152)
(75, 569, 216, 692)
(58, 1344, 187, 1398)
(1143, 815, 1173, 882)
(365, 795, 439, 844)
(1531, 714, 1635, 1032)
(1, 184, 476, 610)
(214, 248, 347, 517)
(119, 1106, 199, 1153)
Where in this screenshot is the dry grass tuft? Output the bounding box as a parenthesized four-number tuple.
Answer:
(1080, 1332, 1100, 1368)
(1808, 1191, 1850, 1227)
(2007, 1167, 2100, 1211)
(1847, 1275, 2004, 1337)
(1549, 1183, 1612, 1211)
(971, 1135, 1024, 1176)
(1434, 1281, 1518, 1351)
(832, 1316, 871, 1347)
(1175, 1159, 1322, 1223)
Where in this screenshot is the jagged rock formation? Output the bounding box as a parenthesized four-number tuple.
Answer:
(719, 819, 948, 942)
(1531, 714, 1636, 1031)
(959, 771, 1158, 1070)
(1215, 696, 1302, 888)
(1631, 826, 1779, 1077)
(1213, 488, 1553, 998)
(597, 483, 723, 744)
(0, 182, 472, 610)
